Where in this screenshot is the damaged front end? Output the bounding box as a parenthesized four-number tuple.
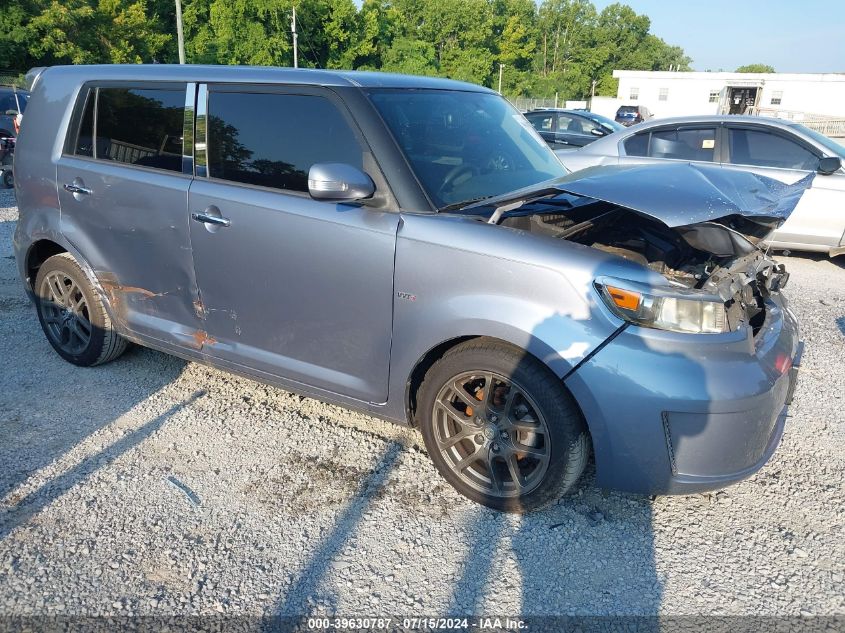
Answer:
(484, 163, 811, 336)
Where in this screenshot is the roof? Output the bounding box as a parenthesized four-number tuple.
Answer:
(627, 114, 802, 131)
(35, 64, 493, 93)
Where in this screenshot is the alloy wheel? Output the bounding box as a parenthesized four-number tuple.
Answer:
(39, 271, 92, 355)
(432, 371, 551, 498)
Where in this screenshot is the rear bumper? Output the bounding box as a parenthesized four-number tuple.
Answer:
(565, 296, 801, 495)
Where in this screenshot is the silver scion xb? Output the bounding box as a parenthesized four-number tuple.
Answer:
(14, 65, 806, 512)
(556, 115, 845, 257)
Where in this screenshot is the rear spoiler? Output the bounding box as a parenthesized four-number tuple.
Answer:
(25, 67, 46, 92)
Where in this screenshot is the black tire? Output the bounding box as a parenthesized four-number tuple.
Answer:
(1, 169, 11, 189)
(34, 253, 128, 366)
(417, 338, 590, 513)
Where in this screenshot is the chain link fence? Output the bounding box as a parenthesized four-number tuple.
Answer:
(0, 71, 26, 88)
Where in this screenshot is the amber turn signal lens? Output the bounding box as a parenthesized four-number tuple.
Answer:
(606, 285, 641, 311)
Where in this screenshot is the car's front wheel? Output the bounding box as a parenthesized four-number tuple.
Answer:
(417, 339, 590, 513)
(34, 253, 128, 366)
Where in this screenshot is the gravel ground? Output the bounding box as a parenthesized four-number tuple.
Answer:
(0, 186, 843, 619)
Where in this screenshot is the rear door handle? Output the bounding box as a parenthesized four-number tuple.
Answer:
(63, 182, 92, 195)
(192, 212, 231, 227)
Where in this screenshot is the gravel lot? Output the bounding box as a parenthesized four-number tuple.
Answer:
(0, 187, 843, 620)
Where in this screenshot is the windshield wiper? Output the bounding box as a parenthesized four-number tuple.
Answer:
(438, 196, 495, 213)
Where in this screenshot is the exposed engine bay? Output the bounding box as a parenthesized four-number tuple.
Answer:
(500, 204, 790, 334)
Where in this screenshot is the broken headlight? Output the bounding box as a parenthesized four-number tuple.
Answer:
(596, 278, 729, 334)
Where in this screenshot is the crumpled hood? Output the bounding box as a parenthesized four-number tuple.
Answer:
(553, 162, 813, 238)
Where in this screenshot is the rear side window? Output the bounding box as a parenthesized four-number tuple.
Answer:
(728, 128, 818, 170)
(206, 91, 363, 192)
(69, 85, 186, 173)
(648, 128, 716, 162)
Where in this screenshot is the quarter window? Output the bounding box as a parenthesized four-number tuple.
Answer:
(72, 86, 186, 172)
(728, 128, 817, 170)
(624, 133, 649, 157)
(648, 128, 717, 162)
(206, 91, 363, 192)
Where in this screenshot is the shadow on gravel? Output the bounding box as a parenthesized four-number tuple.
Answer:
(0, 390, 205, 542)
(265, 441, 404, 627)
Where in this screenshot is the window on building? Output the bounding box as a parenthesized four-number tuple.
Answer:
(659, 87, 669, 101)
(70, 86, 186, 172)
(708, 90, 720, 103)
(629, 87, 639, 101)
(648, 128, 717, 162)
(206, 91, 363, 192)
(770, 91, 783, 105)
(728, 128, 818, 170)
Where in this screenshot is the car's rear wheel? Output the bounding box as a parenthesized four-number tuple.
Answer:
(1, 169, 12, 189)
(417, 339, 590, 513)
(34, 253, 128, 366)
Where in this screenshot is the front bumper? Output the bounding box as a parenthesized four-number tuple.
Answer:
(565, 296, 801, 495)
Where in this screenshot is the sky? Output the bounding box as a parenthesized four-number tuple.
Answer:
(592, 0, 845, 73)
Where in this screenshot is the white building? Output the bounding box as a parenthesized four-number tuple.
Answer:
(605, 70, 845, 121)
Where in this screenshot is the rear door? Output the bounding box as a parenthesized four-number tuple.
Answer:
(187, 84, 400, 403)
(57, 82, 202, 345)
(618, 125, 719, 168)
(722, 125, 845, 248)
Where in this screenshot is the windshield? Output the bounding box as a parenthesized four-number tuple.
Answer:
(794, 124, 845, 159)
(617, 106, 638, 115)
(368, 89, 566, 209)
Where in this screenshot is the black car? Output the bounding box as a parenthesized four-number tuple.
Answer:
(615, 104, 652, 127)
(524, 108, 624, 149)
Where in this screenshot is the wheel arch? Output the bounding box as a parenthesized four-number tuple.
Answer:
(25, 239, 68, 290)
(403, 334, 591, 437)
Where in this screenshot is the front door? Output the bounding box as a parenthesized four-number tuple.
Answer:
(57, 83, 201, 344)
(187, 84, 400, 403)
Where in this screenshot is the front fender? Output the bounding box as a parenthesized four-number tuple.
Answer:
(384, 213, 629, 421)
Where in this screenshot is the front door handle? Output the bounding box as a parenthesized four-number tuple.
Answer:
(192, 212, 231, 228)
(63, 182, 92, 195)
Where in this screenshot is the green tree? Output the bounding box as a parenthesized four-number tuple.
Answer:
(735, 63, 775, 73)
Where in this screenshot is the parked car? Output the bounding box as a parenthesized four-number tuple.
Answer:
(523, 108, 624, 149)
(615, 105, 652, 126)
(0, 85, 29, 138)
(556, 115, 845, 257)
(15, 65, 804, 512)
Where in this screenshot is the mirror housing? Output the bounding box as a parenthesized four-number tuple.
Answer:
(308, 163, 375, 201)
(4, 110, 19, 116)
(818, 156, 842, 175)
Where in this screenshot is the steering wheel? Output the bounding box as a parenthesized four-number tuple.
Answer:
(438, 164, 479, 198)
(484, 150, 516, 172)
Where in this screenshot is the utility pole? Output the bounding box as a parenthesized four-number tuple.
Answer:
(498, 63, 504, 94)
(175, 0, 185, 64)
(291, 5, 299, 69)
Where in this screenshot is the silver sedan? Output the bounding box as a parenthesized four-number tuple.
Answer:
(556, 115, 845, 257)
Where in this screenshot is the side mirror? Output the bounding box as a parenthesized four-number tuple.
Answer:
(308, 163, 375, 201)
(818, 156, 842, 175)
(4, 110, 19, 116)
(590, 128, 606, 137)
